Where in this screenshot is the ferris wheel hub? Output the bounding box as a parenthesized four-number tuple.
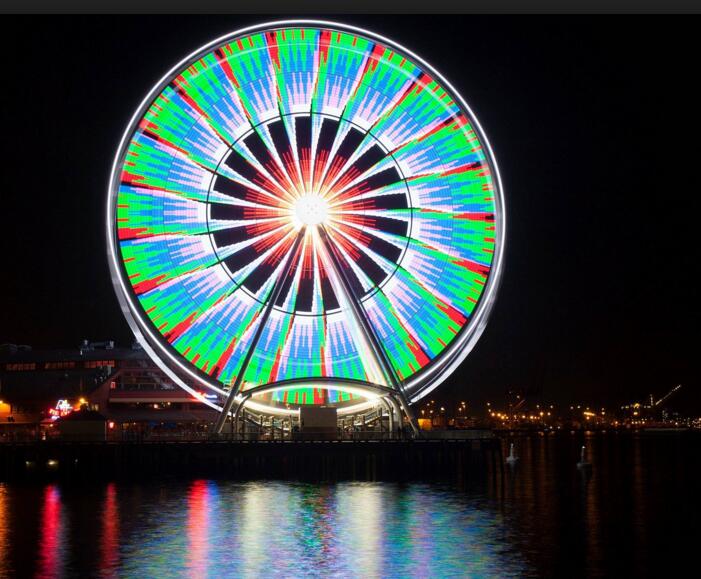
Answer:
(293, 193, 329, 228)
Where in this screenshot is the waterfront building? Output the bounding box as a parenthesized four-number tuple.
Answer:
(0, 342, 217, 438)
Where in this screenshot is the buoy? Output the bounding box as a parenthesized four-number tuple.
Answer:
(577, 445, 591, 469)
(506, 442, 519, 464)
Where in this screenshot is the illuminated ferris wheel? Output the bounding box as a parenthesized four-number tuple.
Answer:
(107, 21, 505, 432)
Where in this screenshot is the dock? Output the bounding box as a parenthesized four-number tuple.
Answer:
(0, 434, 501, 482)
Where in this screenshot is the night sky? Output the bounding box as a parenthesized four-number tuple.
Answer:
(1, 16, 697, 409)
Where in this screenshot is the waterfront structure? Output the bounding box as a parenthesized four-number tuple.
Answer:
(107, 21, 504, 432)
(0, 343, 217, 435)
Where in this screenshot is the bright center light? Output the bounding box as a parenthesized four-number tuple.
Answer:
(293, 193, 329, 227)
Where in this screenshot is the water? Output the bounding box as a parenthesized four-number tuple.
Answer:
(0, 433, 698, 577)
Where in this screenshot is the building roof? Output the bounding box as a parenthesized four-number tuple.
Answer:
(0, 343, 210, 409)
(59, 409, 107, 422)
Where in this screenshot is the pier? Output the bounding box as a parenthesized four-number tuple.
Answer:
(0, 435, 501, 482)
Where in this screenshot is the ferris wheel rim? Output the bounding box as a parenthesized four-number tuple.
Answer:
(106, 19, 506, 408)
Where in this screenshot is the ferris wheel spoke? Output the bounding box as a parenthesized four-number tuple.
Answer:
(270, 233, 307, 311)
(240, 126, 302, 198)
(294, 115, 313, 191)
(326, 225, 398, 291)
(266, 119, 304, 195)
(209, 197, 288, 219)
(313, 119, 360, 193)
(212, 181, 291, 212)
(332, 210, 410, 240)
(309, 242, 330, 314)
(237, 227, 302, 296)
(219, 223, 295, 287)
(310, 116, 341, 192)
(211, 215, 288, 253)
(322, 227, 380, 296)
(325, 165, 404, 208)
(274, 115, 305, 194)
(332, 220, 404, 264)
(323, 137, 389, 196)
(221, 145, 296, 205)
(290, 235, 315, 312)
(215, 219, 287, 264)
(331, 183, 409, 215)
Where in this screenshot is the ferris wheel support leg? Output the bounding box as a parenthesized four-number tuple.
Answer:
(318, 225, 420, 439)
(214, 227, 307, 434)
(394, 393, 421, 438)
(384, 395, 402, 437)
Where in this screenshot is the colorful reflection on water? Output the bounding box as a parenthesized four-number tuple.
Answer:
(37, 485, 65, 579)
(0, 480, 526, 577)
(100, 483, 119, 577)
(0, 434, 699, 577)
(0, 484, 6, 573)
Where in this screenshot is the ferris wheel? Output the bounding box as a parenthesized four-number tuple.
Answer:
(107, 20, 505, 432)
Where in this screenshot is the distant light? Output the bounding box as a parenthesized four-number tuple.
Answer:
(49, 399, 73, 421)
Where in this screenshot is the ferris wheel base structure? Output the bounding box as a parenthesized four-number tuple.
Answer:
(107, 21, 505, 436)
(216, 379, 416, 437)
(211, 223, 421, 435)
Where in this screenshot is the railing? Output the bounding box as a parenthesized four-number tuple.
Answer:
(1, 428, 495, 444)
(108, 429, 413, 442)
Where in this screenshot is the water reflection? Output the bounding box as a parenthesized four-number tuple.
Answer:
(37, 485, 65, 579)
(0, 484, 7, 576)
(1, 434, 698, 577)
(0, 480, 530, 577)
(186, 480, 211, 578)
(100, 483, 120, 577)
(336, 484, 382, 577)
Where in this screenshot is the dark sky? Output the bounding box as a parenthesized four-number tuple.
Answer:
(0, 16, 697, 409)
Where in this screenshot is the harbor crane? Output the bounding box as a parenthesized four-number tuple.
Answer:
(654, 384, 682, 407)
